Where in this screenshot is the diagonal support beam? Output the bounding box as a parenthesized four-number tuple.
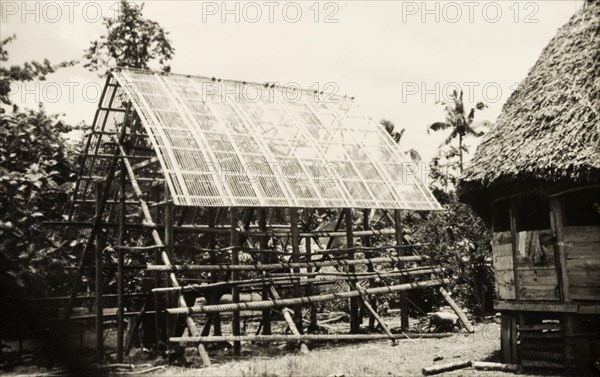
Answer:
(113, 135, 211, 366)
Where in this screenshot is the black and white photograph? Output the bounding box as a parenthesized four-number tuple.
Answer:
(1, 0, 598, 376)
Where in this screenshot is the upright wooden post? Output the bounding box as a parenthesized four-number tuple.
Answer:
(509, 200, 520, 300)
(164, 187, 175, 346)
(549, 197, 569, 302)
(230, 208, 241, 356)
(258, 208, 271, 335)
(153, 186, 161, 344)
(394, 209, 409, 330)
(116, 152, 126, 362)
(345, 208, 360, 333)
(362, 209, 376, 331)
(563, 314, 579, 375)
(94, 183, 104, 363)
(208, 207, 221, 336)
(305, 210, 318, 333)
(289, 208, 304, 333)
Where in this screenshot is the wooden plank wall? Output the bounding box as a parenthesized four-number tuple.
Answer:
(515, 230, 559, 301)
(493, 231, 516, 300)
(563, 226, 600, 301)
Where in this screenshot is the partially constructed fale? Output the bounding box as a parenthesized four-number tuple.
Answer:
(64, 68, 467, 365)
(460, 2, 599, 375)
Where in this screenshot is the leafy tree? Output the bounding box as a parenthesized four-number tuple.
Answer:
(427, 90, 489, 172)
(0, 36, 81, 299)
(0, 35, 76, 111)
(83, 0, 175, 74)
(0, 106, 80, 298)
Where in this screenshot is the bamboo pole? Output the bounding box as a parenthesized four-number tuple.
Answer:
(269, 287, 309, 354)
(125, 294, 149, 356)
(116, 143, 127, 362)
(304, 210, 318, 333)
(67, 75, 111, 221)
(163, 188, 175, 349)
(258, 208, 271, 335)
(208, 207, 221, 336)
(113, 136, 211, 366)
(354, 285, 395, 345)
(438, 287, 474, 333)
(170, 333, 446, 343)
(152, 186, 161, 345)
(168, 279, 449, 315)
(362, 209, 376, 331)
(147, 255, 429, 272)
(326, 211, 345, 249)
(94, 183, 104, 362)
(230, 208, 241, 357)
(241, 228, 397, 238)
(64, 104, 131, 321)
(289, 208, 304, 333)
(345, 208, 360, 333)
(394, 209, 409, 330)
(152, 268, 440, 292)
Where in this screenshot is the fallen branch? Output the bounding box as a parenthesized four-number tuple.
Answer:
(422, 360, 472, 376)
(472, 361, 520, 372)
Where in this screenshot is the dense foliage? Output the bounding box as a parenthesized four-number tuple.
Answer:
(0, 36, 80, 299)
(0, 108, 80, 298)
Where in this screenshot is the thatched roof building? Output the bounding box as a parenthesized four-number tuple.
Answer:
(458, 3, 599, 374)
(460, 0, 599, 206)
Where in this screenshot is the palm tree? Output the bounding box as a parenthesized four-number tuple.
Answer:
(428, 90, 489, 172)
(380, 119, 421, 162)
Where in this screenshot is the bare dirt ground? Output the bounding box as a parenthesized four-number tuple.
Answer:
(1, 319, 563, 377)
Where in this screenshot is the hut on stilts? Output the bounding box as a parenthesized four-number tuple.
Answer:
(460, 1, 600, 375)
(60, 68, 470, 366)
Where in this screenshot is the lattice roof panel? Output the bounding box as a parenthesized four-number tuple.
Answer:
(110, 68, 441, 210)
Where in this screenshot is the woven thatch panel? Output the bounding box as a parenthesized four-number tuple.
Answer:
(111, 69, 440, 210)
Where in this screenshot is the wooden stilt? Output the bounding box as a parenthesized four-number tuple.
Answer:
(563, 314, 578, 375)
(501, 313, 516, 364)
(393, 209, 409, 330)
(95, 183, 104, 363)
(230, 208, 241, 357)
(345, 208, 360, 333)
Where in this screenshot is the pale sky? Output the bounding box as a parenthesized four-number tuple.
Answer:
(2, 0, 584, 162)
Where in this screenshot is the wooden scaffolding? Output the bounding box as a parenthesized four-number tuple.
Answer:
(58, 69, 468, 366)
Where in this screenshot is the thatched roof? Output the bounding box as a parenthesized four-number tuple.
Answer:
(460, 1, 600, 200)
